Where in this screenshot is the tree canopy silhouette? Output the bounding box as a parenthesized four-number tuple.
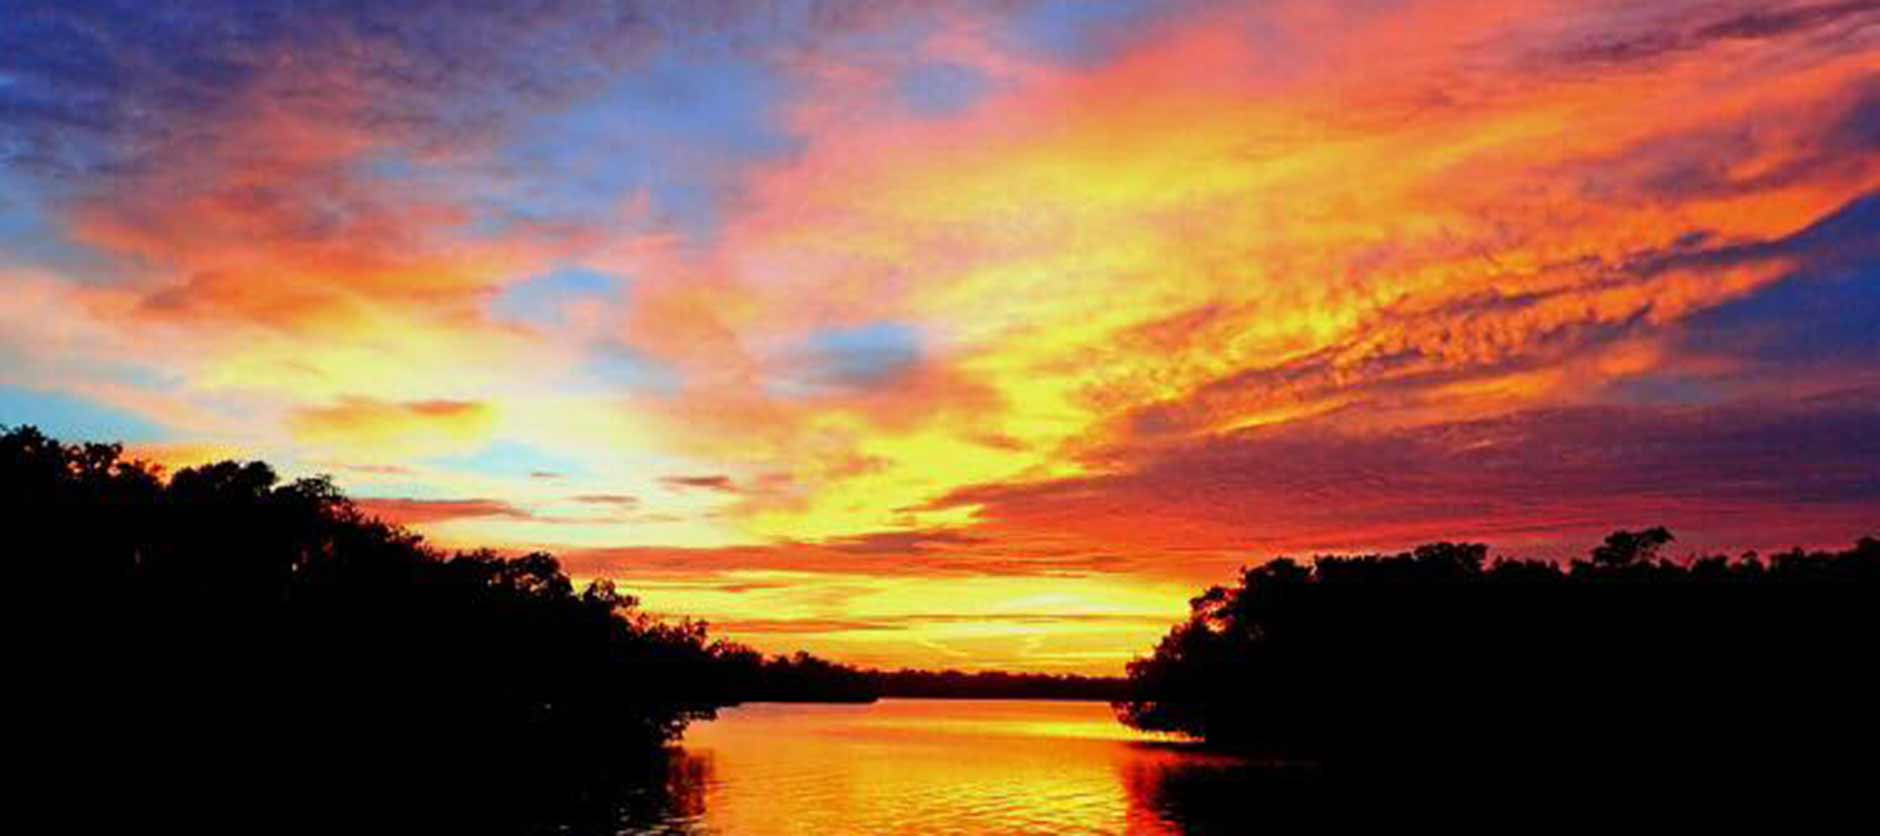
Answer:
(7, 425, 745, 830)
(1116, 531, 1879, 788)
(21, 422, 1873, 818)
(8, 424, 1127, 829)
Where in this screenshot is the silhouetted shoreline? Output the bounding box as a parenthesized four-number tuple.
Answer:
(11, 422, 1123, 830)
(14, 424, 1877, 825)
(1115, 530, 1880, 791)
(875, 669, 1127, 701)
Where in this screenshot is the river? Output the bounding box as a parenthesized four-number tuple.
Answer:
(619, 699, 1303, 835)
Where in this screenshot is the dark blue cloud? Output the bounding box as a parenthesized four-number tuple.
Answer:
(1569, 74, 1879, 206)
(1603, 191, 1879, 405)
(2, 0, 1188, 251)
(933, 385, 1880, 552)
(1676, 199, 1880, 368)
(1003, 0, 1177, 68)
(1609, 190, 1880, 281)
(898, 62, 992, 117)
(0, 168, 118, 275)
(1695, 1, 1880, 41)
(0, 0, 671, 290)
(1122, 191, 1880, 438)
(0, 3, 1063, 201)
(0, 1, 705, 189)
(495, 42, 801, 240)
(1551, 0, 1880, 67)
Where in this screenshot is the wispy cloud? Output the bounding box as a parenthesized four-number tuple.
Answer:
(355, 497, 533, 526)
(661, 474, 740, 493)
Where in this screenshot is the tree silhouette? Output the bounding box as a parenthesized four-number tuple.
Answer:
(7, 425, 742, 831)
(1588, 525, 1674, 567)
(9, 424, 1129, 829)
(1117, 528, 1880, 792)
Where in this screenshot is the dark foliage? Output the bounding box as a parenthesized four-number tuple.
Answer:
(874, 668, 1127, 700)
(1117, 532, 1880, 789)
(714, 648, 882, 702)
(5, 426, 744, 831)
(707, 652, 1128, 702)
(7, 424, 1132, 829)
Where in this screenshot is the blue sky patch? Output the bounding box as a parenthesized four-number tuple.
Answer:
(424, 440, 587, 481)
(1680, 263, 1880, 368)
(581, 342, 683, 397)
(1005, 0, 1172, 67)
(489, 267, 626, 327)
(0, 385, 168, 443)
(771, 322, 923, 397)
(898, 62, 992, 117)
(497, 41, 801, 241)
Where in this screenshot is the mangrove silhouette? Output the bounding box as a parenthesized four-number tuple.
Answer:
(706, 652, 1124, 702)
(17, 422, 1876, 824)
(8, 425, 1120, 829)
(1116, 532, 1879, 791)
(875, 668, 1128, 700)
(9, 425, 740, 830)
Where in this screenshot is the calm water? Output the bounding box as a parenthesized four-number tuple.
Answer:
(622, 699, 1304, 835)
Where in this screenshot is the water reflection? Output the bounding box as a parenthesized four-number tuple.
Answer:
(1117, 745, 1328, 834)
(595, 699, 1299, 835)
(569, 752, 714, 835)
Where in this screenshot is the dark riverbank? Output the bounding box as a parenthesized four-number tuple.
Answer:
(1116, 532, 1880, 789)
(729, 658, 1130, 703)
(16, 424, 1877, 827)
(10, 425, 1121, 831)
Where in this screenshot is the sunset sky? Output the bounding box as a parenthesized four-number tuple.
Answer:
(4, 1, 1877, 672)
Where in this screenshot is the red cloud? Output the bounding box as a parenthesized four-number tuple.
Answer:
(660, 475, 740, 493)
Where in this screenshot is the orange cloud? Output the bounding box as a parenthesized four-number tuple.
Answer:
(579, 0, 1877, 552)
(290, 398, 496, 456)
(123, 441, 252, 475)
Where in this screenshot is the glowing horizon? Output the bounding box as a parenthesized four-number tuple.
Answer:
(5, 1, 1877, 672)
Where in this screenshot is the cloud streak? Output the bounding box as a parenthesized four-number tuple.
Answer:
(355, 497, 532, 526)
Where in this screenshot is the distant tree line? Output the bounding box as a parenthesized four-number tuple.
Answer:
(713, 648, 880, 702)
(1117, 530, 1879, 789)
(703, 651, 1125, 702)
(874, 668, 1128, 700)
(704, 653, 1129, 702)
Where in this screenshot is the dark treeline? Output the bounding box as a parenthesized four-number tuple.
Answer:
(23, 421, 1875, 818)
(707, 652, 1125, 702)
(1117, 530, 1880, 791)
(9, 426, 729, 830)
(875, 668, 1127, 700)
(714, 648, 879, 702)
(7, 425, 1114, 829)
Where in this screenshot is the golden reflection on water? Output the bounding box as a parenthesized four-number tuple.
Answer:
(637, 699, 1264, 835)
